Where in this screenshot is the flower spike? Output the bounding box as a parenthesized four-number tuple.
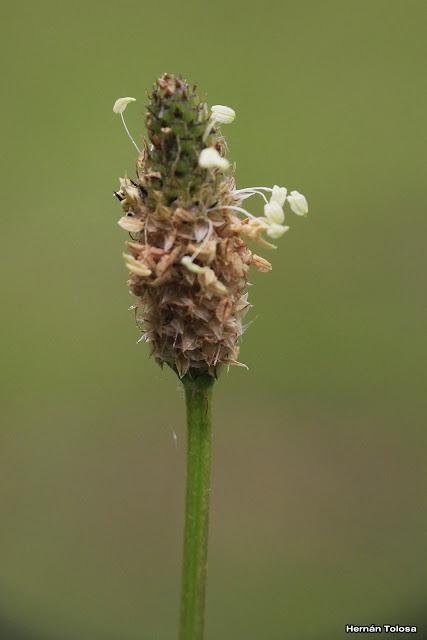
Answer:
(113, 73, 308, 378)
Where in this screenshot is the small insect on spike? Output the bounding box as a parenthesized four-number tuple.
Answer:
(113, 97, 141, 153)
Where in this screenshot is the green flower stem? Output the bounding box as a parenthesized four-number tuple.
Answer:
(179, 375, 215, 640)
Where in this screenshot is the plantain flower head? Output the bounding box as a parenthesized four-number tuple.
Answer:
(113, 74, 308, 379)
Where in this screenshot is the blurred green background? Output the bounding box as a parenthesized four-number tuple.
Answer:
(1, 0, 426, 638)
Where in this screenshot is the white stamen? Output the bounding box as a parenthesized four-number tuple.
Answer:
(266, 224, 289, 239)
(234, 186, 274, 194)
(123, 253, 151, 276)
(199, 147, 229, 170)
(287, 191, 308, 216)
(117, 216, 144, 233)
(264, 201, 285, 225)
(270, 185, 288, 207)
(203, 104, 235, 141)
(120, 113, 141, 154)
(113, 97, 136, 114)
(113, 97, 141, 153)
(234, 189, 269, 204)
(181, 256, 206, 274)
(211, 105, 236, 124)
